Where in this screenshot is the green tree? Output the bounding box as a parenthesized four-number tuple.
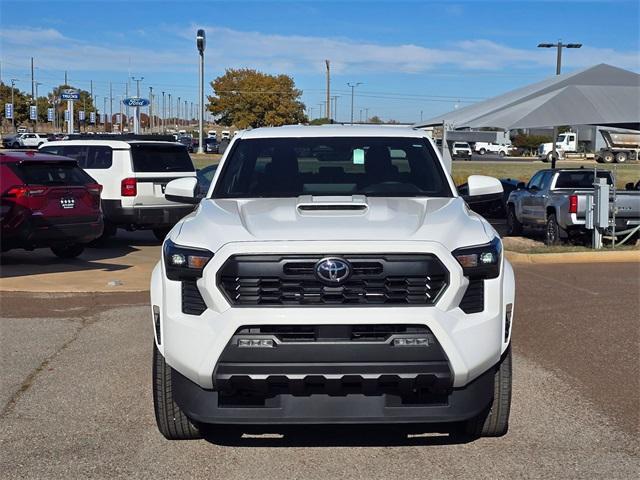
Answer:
(208, 69, 306, 128)
(369, 115, 383, 124)
(512, 133, 552, 155)
(309, 117, 331, 125)
(0, 82, 29, 127)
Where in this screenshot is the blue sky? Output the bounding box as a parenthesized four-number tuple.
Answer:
(1, 0, 638, 122)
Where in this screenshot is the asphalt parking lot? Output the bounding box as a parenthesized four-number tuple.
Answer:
(1, 262, 638, 479)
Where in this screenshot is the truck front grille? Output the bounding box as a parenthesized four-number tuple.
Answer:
(218, 254, 448, 306)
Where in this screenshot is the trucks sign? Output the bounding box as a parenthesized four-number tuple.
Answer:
(122, 97, 150, 107)
(61, 90, 80, 101)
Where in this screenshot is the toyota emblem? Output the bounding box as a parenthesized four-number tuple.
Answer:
(315, 257, 351, 284)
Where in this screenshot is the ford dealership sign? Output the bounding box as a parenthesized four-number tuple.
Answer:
(122, 97, 150, 107)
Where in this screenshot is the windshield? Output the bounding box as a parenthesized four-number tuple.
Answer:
(130, 143, 194, 172)
(213, 136, 452, 199)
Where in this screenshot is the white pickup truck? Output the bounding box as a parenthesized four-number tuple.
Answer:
(150, 125, 516, 440)
(473, 142, 511, 156)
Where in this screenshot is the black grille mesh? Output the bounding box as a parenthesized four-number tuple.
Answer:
(218, 254, 448, 306)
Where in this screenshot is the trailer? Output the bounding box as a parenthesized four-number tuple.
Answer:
(596, 130, 640, 163)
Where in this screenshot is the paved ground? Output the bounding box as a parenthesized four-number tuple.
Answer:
(0, 262, 638, 479)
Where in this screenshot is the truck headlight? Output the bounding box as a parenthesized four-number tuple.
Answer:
(163, 239, 213, 281)
(452, 237, 502, 279)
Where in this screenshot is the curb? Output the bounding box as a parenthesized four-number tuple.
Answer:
(505, 249, 640, 264)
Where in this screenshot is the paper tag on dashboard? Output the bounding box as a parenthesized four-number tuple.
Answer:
(353, 148, 365, 165)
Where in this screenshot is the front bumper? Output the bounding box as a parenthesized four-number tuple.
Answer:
(172, 363, 494, 424)
(102, 199, 194, 228)
(153, 241, 514, 381)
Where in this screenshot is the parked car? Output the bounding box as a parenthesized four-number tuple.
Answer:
(451, 142, 472, 160)
(16, 126, 27, 134)
(2, 134, 20, 148)
(151, 125, 514, 440)
(13, 133, 49, 149)
(506, 168, 640, 244)
(474, 142, 511, 157)
(40, 138, 197, 240)
(177, 135, 194, 153)
(204, 137, 219, 154)
(0, 151, 103, 257)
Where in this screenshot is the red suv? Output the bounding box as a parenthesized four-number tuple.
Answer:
(0, 151, 104, 258)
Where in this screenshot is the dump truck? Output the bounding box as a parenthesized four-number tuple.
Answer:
(595, 130, 640, 163)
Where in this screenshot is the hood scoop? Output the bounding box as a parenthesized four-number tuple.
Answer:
(296, 195, 369, 214)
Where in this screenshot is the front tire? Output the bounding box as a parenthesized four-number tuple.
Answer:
(506, 205, 523, 236)
(479, 148, 486, 155)
(153, 343, 202, 440)
(51, 244, 84, 258)
(464, 347, 512, 437)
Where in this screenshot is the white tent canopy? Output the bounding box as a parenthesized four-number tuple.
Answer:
(416, 64, 640, 130)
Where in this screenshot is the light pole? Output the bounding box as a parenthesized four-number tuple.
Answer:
(347, 82, 362, 125)
(131, 76, 144, 134)
(177, 97, 181, 128)
(35, 81, 42, 132)
(162, 91, 165, 133)
(538, 41, 582, 168)
(168, 93, 172, 129)
(10, 79, 18, 131)
(196, 29, 206, 153)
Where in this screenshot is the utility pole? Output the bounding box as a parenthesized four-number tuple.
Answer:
(325, 60, 331, 121)
(331, 96, 339, 123)
(177, 97, 181, 127)
(365, 107, 369, 123)
(162, 91, 165, 133)
(31, 57, 35, 99)
(95, 95, 100, 131)
(318, 103, 324, 119)
(131, 76, 143, 134)
(168, 93, 172, 128)
(35, 82, 41, 133)
(184, 100, 187, 127)
(197, 29, 206, 153)
(538, 41, 582, 168)
(347, 82, 362, 125)
(103, 97, 107, 131)
(64, 71, 67, 86)
(10, 79, 17, 131)
(109, 82, 113, 133)
(149, 86, 153, 132)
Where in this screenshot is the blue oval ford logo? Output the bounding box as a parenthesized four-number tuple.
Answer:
(122, 97, 150, 107)
(315, 257, 351, 284)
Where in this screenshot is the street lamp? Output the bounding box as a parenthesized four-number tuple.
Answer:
(537, 41, 582, 168)
(196, 28, 206, 153)
(347, 82, 362, 125)
(131, 76, 144, 134)
(10, 79, 18, 131)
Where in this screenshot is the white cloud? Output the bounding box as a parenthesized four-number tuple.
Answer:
(1, 25, 638, 77)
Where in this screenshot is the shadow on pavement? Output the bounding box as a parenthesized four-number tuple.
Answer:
(0, 230, 161, 279)
(201, 424, 474, 448)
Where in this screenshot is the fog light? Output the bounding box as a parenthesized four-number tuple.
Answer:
(238, 338, 274, 348)
(393, 337, 430, 347)
(505, 303, 513, 342)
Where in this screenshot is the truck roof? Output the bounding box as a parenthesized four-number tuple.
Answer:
(41, 139, 182, 149)
(237, 124, 429, 140)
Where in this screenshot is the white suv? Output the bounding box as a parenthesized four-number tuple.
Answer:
(40, 138, 197, 239)
(13, 133, 49, 148)
(151, 125, 515, 440)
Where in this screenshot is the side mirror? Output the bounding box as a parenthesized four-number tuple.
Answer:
(463, 175, 503, 204)
(517, 182, 526, 190)
(165, 177, 199, 204)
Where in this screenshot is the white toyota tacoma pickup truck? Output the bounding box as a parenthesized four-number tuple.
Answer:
(151, 125, 515, 440)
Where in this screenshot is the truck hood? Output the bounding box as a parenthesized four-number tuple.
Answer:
(174, 196, 495, 252)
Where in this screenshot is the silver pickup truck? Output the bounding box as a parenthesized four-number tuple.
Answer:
(506, 168, 640, 245)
